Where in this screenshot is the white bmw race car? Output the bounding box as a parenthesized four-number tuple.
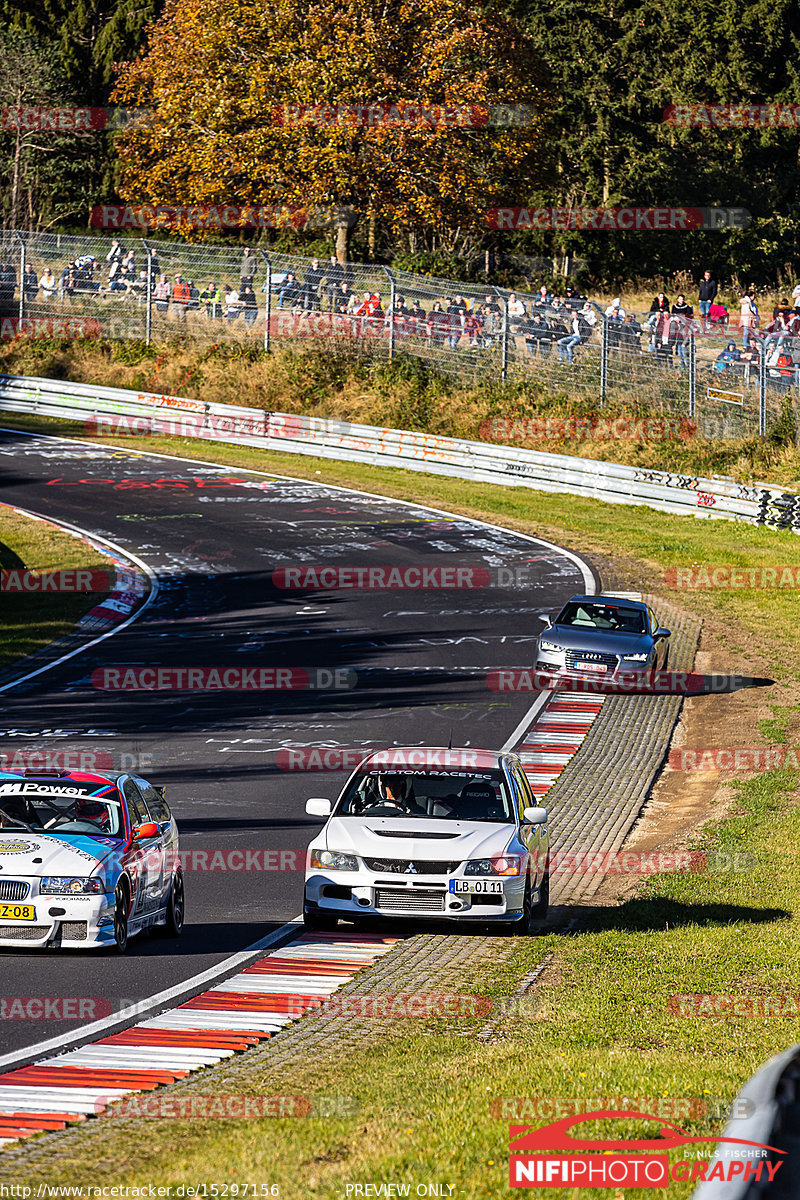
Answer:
(303, 748, 549, 933)
(0, 768, 184, 952)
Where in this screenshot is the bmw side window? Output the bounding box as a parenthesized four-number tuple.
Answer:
(136, 779, 171, 825)
(122, 779, 149, 828)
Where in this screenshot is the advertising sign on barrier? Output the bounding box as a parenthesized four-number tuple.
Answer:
(706, 386, 744, 406)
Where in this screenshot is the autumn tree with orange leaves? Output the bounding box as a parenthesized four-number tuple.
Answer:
(113, 0, 550, 259)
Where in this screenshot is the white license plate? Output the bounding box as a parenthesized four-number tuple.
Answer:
(575, 661, 607, 673)
(449, 880, 503, 895)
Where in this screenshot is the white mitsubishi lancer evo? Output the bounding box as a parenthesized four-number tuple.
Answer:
(303, 748, 549, 933)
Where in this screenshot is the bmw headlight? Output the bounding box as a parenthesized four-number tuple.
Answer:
(464, 856, 523, 876)
(310, 849, 359, 872)
(539, 640, 561, 652)
(622, 653, 650, 662)
(40, 876, 105, 895)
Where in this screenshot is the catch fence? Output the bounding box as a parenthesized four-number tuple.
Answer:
(0, 228, 793, 440)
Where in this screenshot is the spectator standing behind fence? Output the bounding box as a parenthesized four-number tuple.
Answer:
(238, 281, 258, 327)
(447, 295, 467, 348)
(201, 281, 222, 319)
(154, 275, 171, 313)
(698, 270, 717, 331)
(39, 267, 57, 301)
(325, 256, 344, 310)
(303, 258, 325, 314)
(408, 298, 427, 336)
(334, 280, 353, 314)
(172, 275, 191, 320)
(427, 301, 449, 345)
(762, 302, 794, 354)
(106, 239, 123, 282)
(23, 265, 38, 304)
(240, 248, 257, 290)
(647, 292, 670, 351)
(670, 294, 694, 370)
(739, 287, 759, 349)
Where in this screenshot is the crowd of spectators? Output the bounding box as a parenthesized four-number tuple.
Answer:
(2, 245, 800, 388)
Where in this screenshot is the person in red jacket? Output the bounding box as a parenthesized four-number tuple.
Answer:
(172, 275, 191, 320)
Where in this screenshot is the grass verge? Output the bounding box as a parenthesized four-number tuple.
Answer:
(2, 337, 800, 485)
(2, 413, 800, 1197)
(0, 508, 113, 670)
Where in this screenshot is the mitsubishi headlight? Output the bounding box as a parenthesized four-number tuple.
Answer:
(464, 856, 523, 876)
(310, 849, 359, 872)
(539, 640, 561, 652)
(40, 876, 105, 895)
(622, 653, 650, 662)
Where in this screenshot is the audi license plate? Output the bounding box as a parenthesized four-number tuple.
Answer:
(575, 661, 607, 673)
(449, 880, 503, 895)
(0, 904, 35, 921)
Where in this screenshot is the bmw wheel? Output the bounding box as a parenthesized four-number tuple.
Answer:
(156, 870, 185, 938)
(112, 879, 130, 954)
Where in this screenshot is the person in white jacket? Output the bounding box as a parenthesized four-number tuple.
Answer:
(39, 267, 58, 301)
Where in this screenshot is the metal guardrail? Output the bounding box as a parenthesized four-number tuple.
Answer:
(1, 371, 799, 532)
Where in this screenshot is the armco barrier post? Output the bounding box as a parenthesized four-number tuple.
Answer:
(142, 241, 153, 346)
(382, 267, 395, 360)
(759, 349, 767, 436)
(258, 251, 271, 353)
(600, 315, 608, 405)
(689, 331, 696, 419)
(15, 233, 25, 321)
(495, 287, 508, 381)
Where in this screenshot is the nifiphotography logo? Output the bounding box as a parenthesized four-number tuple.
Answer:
(508, 1110, 785, 1188)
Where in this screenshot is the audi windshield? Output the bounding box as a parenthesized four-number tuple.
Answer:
(554, 602, 646, 634)
(336, 770, 515, 822)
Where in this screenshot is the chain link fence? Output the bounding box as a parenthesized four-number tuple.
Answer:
(0, 228, 794, 439)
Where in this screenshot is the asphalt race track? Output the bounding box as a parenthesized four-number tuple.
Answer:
(0, 427, 595, 1056)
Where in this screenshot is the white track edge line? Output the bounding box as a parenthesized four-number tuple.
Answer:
(0, 917, 302, 1073)
(0, 502, 159, 695)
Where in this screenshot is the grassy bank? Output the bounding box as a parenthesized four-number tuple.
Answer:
(2, 417, 799, 1197)
(2, 337, 799, 486)
(0, 509, 113, 669)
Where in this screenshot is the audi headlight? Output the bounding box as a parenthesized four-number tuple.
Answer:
(539, 640, 561, 652)
(310, 849, 359, 872)
(40, 876, 105, 895)
(464, 856, 523, 876)
(623, 653, 650, 662)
